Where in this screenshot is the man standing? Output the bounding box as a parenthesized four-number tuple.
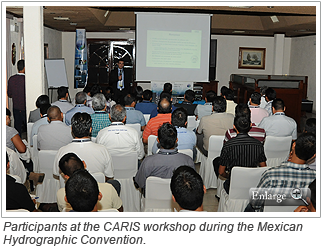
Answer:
(7, 59, 26, 135)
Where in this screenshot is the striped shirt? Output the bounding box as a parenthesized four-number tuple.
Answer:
(90, 111, 111, 137)
(224, 124, 266, 143)
(142, 113, 171, 140)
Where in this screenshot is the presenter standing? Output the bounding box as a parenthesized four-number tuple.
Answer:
(109, 59, 132, 104)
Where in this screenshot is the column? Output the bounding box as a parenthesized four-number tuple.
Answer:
(272, 34, 285, 75)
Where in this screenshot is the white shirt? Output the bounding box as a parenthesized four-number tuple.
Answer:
(96, 122, 145, 160)
(53, 139, 114, 178)
(226, 100, 237, 116)
(51, 99, 74, 114)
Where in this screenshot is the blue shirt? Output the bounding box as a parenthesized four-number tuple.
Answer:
(125, 107, 146, 126)
(65, 104, 94, 126)
(150, 105, 177, 119)
(135, 100, 157, 115)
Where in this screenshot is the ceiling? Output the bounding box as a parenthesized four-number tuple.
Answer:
(6, 6, 316, 37)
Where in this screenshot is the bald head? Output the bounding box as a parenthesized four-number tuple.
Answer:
(47, 106, 63, 122)
(158, 98, 172, 114)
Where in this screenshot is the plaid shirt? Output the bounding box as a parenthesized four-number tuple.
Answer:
(250, 161, 316, 210)
(90, 111, 111, 137)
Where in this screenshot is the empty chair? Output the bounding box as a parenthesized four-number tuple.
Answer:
(178, 149, 193, 159)
(143, 114, 150, 124)
(264, 136, 292, 167)
(147, 135, 157, 156)
(125, 123, 141, 137)
(36, 150, 60, 204)
(199, 135, 224, 189)
(218, 166, 267, 212)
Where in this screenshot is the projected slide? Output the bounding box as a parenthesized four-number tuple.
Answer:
(146, 30, 202, 69)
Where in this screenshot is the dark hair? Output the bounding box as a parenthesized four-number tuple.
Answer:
(158, 98, 172, 114)
(35, 95, 50, 108)
(6, 108, 11, 116)
(143, 89, 153, 101)
(71, 112, 92, 138)
(235, 103, 251, 119)
(163, 83, 172, 93)
(135, 86, 143, 103)
(220, 86, 229, 96)
(170, 166, 204, 210)
(59, 153, 84, 177)
(40, 103, 51, 115)
(295, 132, 315, 161)
(250, 92, 261, 105)
(17, 60, 25, 71)
(206, 90, 216, 103)
(158, 123, 177, 149)
(212, 96, 226, 113)
(65, 169, 99, 212)
(171, 107, 187, 128)
(75, 91, 87, 104)
(224, 88, 234, 100)
(272, 98, 285, 111)
(124, 94, 136, 106)
(265, 88, 276, 101)
(90, 84, 102, 97)
(234, 115, 251, 133)
(159, 91, 172, 102)
(309, 179, 316, 209)
(57, 87, 69, 99)
(83, 85, 91, 94)
(184, 90, 195, 103)
(305, 118, 316, 135)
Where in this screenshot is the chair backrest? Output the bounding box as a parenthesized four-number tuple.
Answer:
(143, 114, 150, 124)
(187, 116, 197, 131)
(178, 149, 193, 159)
(27, 122, 34, 143)
(92, 172, 105, 183)
(208, 135, 225, 160)
(125, 123, 141, 137)
(229, 166, 268, 199)
(99, 208, 119, 212)
(145, 176, 172, 200)
(148, 135, 158, 156)
(38, 150, 58, 176)
(91, 137, 97, 143)
(111, 152, 138, 179)
(264, 136, 292, 159)
(32, 135, 38, 156)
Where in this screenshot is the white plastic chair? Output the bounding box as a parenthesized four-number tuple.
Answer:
(178, 149, 193, 159)
(187, 116, 198, 131)
(147, 135, 158, 156)
(27, 122, 34, 144)
(125, 123, 141, 137)
(199, 135, 224, 189)
(143, 114, 150, 124)
(6, 147, 27, 184)
(111, 152, 140, 212)
(91, 137, 97, 142)
(142, 176, 175, 212)
(32, 135, 39, 172)
(92, 172, 105, 183)
(218, 166, 268, 212)
(264, 136, 292, 167)
(36, 150, 60, 203)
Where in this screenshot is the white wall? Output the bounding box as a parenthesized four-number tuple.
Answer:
(289, 35, 316, 112)
(44, 27, 62, 58)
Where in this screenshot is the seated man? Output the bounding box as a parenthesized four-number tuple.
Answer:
(213, 115, 267, 194)
(96, 104, 145, 161)
(174, 89, 197, 116)
(196, 96, 234, 157)
(65, 91, 94, 126)
(246, 132, 316, 212)
(65, 169, 102, 212)
(30, 103, 51, 146)
(134, 123, 195, 193)
(57, 153, 123, 212)
(150, 91, 176, 119)
(221, 86, 237, 116)
(258, 98, 297, 140)
(90, 93, 111, 137)
(29, 94, 50, 123)
(54, 113, 114, 182)
(194, 90, 215, 120)
(51, 86, 74, 114)
(248, 92, 269, 125)
(171, 166, 206, 212)
(37, 106, 73, 150)
(263, 87, 276, 116)
(124, 94, 146, 131)
(135, 89, 157, 115)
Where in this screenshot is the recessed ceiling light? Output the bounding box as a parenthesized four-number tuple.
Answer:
(270, 16, 279, 23)
(233, 30, 246, 33)
(119, 27, 131, 30)
(70, 22, 77, 26)
(229, 6, 253, 9)
(53, 16, 70, 21)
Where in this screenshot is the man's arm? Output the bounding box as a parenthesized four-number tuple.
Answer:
(259, 162, 267, 167)
(218, 165, 229, 178)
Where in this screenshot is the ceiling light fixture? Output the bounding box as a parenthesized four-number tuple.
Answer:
(53, 16, 70, 21)
(270, 16, 279, 23)
(229, 6, 253, 9)
(233, 30, 246, 33)
(104, 10, 109, 17)
(70, 22, 78, 26)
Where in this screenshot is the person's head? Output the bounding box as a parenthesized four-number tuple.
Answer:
(205, 90, 216, 103)
(109, 104, 126, 123)
(157, 123, 177, 149)
(272, 98, 285, 113)
(171, 107, 187, 128)
(184, 89, 195, 103)
(220, 86, 229, 97)
(142, 89, 153, 101)
(90, 84, 102, 97)
(35, 95, 50, 108)
(163, 82, 172, 93)
(83, 85, 91, 95)
(158, 98, 172, 114)
(92, 93, 107, 111)
(117, 59, 124, 70)
(265, 87, 276, 101)
(223, 88, 234, 101)
(249, 92, 261, 105)
(234, 115, 251, 134)
(57, 86, 69, 100)
(40, 103, 51, 116)
(235, 103, 251, 119)
(75, 91, 87, 105)
(159, 91, 172, 102)
(304, 118, 316, 135)
(135, 86, 143, 103)
(260, 86, 268, 96)
(124, 94, 136, 107)
(65, 169, 102, 212)
(17, 59, 25, 72)
(212, 96, 226, 113)
(170, 166, 205, 211)
(71, 112, 92, 138)
(59, 153, 84, 178)
(293, 132, 316, 161)
(6, 108, 11, 126)
(47, 106, 63, 122)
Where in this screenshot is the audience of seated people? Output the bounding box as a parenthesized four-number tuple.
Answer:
(90, 93, 111, 137)
(51, 86, 74, 114)
(28, 94, 50, 123)
(135, 89, 157, 115)
(194, 90, 215, 120)
(124, 93, 146, 130)
(174, 89, 197, 116)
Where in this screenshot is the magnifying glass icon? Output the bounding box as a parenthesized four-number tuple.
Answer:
(291, 188, 309, 206)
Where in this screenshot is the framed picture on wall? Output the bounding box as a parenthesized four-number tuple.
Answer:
(238, 47, 266, 69)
